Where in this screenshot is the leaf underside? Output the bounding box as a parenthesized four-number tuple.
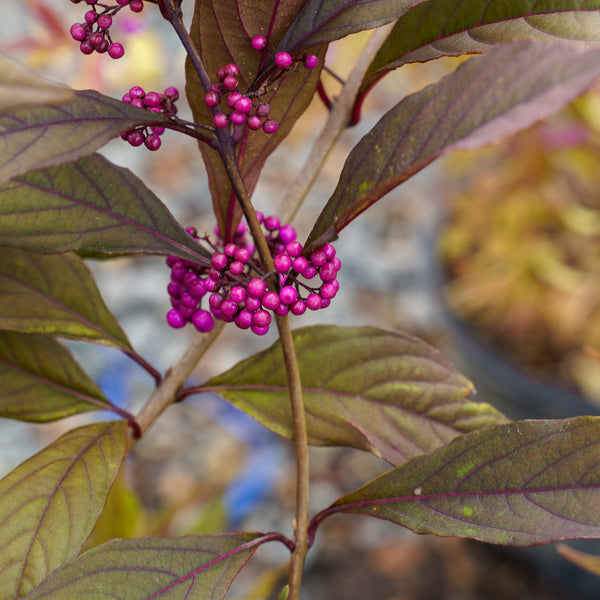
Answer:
(0, 420, 127, 599)
(0, 154, 210, 262)
(204, 325, 505, 464)
(307, 41, 600, 245)
(24, 533, 262, 600)
(326, 417, 600, 546)
(0, 330, 110, 422)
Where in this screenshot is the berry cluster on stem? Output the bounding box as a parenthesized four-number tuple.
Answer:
(69, 0, 144, 59)
(120, 86, 179, 150)
(166, 215, 341, 336)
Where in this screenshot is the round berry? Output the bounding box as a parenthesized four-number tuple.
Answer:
(251, 324, 270, 336)
(204, 91, 220, 107)
(247, 115, 263, 130)
(180, 292, 198, 309)
(234, 96, 252, 114)
(320, 282, 338, 299)
(275, 304, 289, 317)
(274, 253, 292, 273)
(209, 293, 223, 310)
(214, 113, 229, 129)
(129, 86, 145, 99)
(144, 134, 162, 151)
(279, 225, 296, 244)
(251, 36, 266, 50)
(96, 38, 109, 53)
(189, 278, 207, 298)
(323, 244, 336, 260)
(275, 52, 292, 69)
(262, 292, 281, 311)
(234, 247, 250, 263)
(235, 310, 253, 329)
(223, 243, 237, 256)
(84, 10, 97, 25)
(303, 265, 317, 279)
(292, 256, 309, 274)
(303, 54, 319, 69)
(286, 241, 303, 257)
(143, 91, 161, 107)
(244, 296, 261, 311)
(257, 103, 270, 118)
(230, 111, 246, 125)
(226, 92, 242, 108)
(331, 256, 342, 271)
(221, 299, 238, 317)
(264, 215, 280, 230)
(230, 286, 246, 304)
(116, 0, 129, 4)
(228, 260, 244, 275)
(121, 93, 132, 103)
(131, 98, 144, 109)
(252, 310, 271, 328)
(247, 278, 266, 298)
(279, 285, 298, 304)
(211, 253, 228, 270)
(319, 262, 337, 282)
(164, 86, 179, 100)
(80, 40, 94, 56)
(97, 14, 113, 29)
(129, 0, 144, 12)
(127, 130, 145, 147)
(204, 277, 218, 292)
(88, 32, 104, 48)
(306, 293, 322, 310)
(309, 249, 327, 267)
(166, 308, 186, 328)
(167, 281, 180, 296)
(151, 126, 165, 135)
(263, 119, 279, 134)
(70, 23, 88, 41)
(222, 75, 238, 91)
(290, 300, 307, 316)
(192, 309, 214, 333)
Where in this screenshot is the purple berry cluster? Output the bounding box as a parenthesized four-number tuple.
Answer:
(69, 0, 144, 59)
(120, 86, 179, 150)
(166, 215, 341, 336)
(205, 40, 318, 134)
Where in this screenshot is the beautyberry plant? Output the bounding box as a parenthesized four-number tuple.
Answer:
(2, 1, 600, 600)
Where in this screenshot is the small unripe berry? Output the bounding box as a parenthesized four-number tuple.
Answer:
(144, 134, 162, 151)
(129, 0, 144, 12)
(263, 119, 278, 134)
(251, 35, 266, 50)
(275, 52, 292, 68)
(97, 14, 113, 29)
(303, 54, 319, 69)
(213, 113, 229, 129)
(70, 23, 88, 41)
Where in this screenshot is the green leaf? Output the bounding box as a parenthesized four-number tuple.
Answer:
(307, 41, 600, 245)
(360, 0, 600, 96)
(186, 0, 325, 239)
(204, 325, 505, 464)
(0, 89, 170, 185)
(0, 55, 74, 114)
(0, 248, 130, 349)
(0, 154, 210, 262)
(24, 533, 263, 600)
(0, 420, 127, 599)
(278, 0, 417, 52)
(321, 417, 600, 546)
(0, 331, 110, 422)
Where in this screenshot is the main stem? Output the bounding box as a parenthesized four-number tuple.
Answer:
(164, 6, 310, 598)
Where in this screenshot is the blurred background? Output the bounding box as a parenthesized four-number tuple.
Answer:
(1, 1, 600, 598)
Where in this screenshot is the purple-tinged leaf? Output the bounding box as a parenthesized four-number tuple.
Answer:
(0, 89, 170, 185)
(187, 0, 325, 239)
(0, 154, 210, 262)
(360, 0, 600, 98)
(278, 0, 420, 52)
(557, 543, 600, 577)
(203, 325, 505, 465)
(0, 55, 74, 114)
(0, 248, 130, 350)
(0, 420, 126, 599)
(24, 533, 263, 600)
(0, 331, 110, 422)
(307, 41, 600, 245)
(316, 417, 600, 546)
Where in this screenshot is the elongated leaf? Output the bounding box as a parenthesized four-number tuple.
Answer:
(0, 89, 170, 185)
(0, 154, 210, 262)
(278, 0, 419, 52)
(307, 41, 600, 245)
(187, 0, 325, 239)
(0, 55, 74, 114)
(0, 420, 127, 599)
(360, 1, 600, 96)
(320, 417, 600, 546)
(0, 248, 130, 349)
(204, 325, 505, 465)
(0, 331, 110, 422)
(24, 533, 262, 600)
(557, 544, 600, 577)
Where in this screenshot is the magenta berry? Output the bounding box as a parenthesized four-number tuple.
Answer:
(264, 216, 280, 230)
(247, 278, 267, 298)
(275, 52, 293, 69)
(214, 113, 229, 129)
(129, 86, 145, 99)
(129, 0, 144, 12)
(230, 111, 246, 125)
(274, 253, 292, 273)
(144, 92, 162, 107)
(97, 14, 112, 29)
(166, 309, 186, 329)
(292, 256, 309, 274)
(230, 286, 246, 303)
(84, 10, 97, 24)
(227, 92, 242, 108)
(109, 41, 125, 58)
(228, 260, 244, 275)
(251, 35, 266, 50)
(263, 119, 279, 134)
(70, 23, 88, 41)
(252, 310, 271, 328)
(234, 247, 250, 262)
(127, 130, 144, 147)
(290, 300, 307, 316)
(262, 292, 281, 311)
(192, 309, 214, 333)
(144, 134, 162, 151)
(164, 86, 179, 100)
(286, 241, 303, 257)
(279, 286, 298, 305)
(320, 282, 338, 299)
(235, 310, 253, 329)
(306, 293, 322, 310)
(257, 103, 270, 118)
(234, 97, 253, 113)
(205, 91, 220, 107)
(278, 224, 296, 243)
(222, 75, 238, 91)
(303, 54, 319, 69)
(247, 115, 263, 130)
(245, 296, 262, 311)
(211, 253, 228, 270)
(251, 324, 270, 336)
